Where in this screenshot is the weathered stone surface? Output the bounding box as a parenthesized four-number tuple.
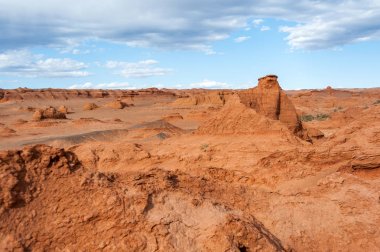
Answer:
(32, 106, 66, 121)
(83, 102, 98, 111)
(238, 75, 302, 133)
(105, 100, 129, 109)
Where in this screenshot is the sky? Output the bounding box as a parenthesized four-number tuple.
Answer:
(0, 0, 380, 90)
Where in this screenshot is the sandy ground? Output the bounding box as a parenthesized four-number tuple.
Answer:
(0, 83, 380, 251)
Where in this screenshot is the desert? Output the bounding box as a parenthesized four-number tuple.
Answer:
(1, 1, 380, 250)
(0, 75, 379, 251)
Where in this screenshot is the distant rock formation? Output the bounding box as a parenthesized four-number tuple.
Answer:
(105, 100, 129, 109)
(238, 75, 302, 134)
(83, 103, 98, 111)
(57, 105, 69, 114)
(0, 88, 175, 102)
(32, 106, 67, 121)
(172, 91, 233, 107)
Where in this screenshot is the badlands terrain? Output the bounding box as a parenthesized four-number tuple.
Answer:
(0, 75, 379, 251)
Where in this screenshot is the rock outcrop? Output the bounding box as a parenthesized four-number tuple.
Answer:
(83, 102, 98, 111)
(32, 106, 67, 121)
(239, 75, 302, 134)
(105, 100, 129, 109)
(0, 126, 16, 137)
(197, 95, 292, 136)
(0, 88, 175, 102)
(57, 105, 69, 114)
(172, 91, 233, 107)
(0, 145, 287, 251)
(162, 113, 183, 121)
(305, 127, 324, 139)
(0, 145, 79, 213)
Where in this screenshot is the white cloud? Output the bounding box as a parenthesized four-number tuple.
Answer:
(253, 19, 264, 27)
(234, 36, 250, 43)
(105, 60, 172, 78)
(69, 82, 137, 89)
(251, 19, 270, 32)
(280, 1, 380, 49)
(0, 1, 379, 51)
(180, 79, 230, 89)
(0, 50, 90, 78)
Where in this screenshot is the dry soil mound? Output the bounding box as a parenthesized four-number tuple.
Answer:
(72, 117, 105, 125)
(131, 120, 185, 135)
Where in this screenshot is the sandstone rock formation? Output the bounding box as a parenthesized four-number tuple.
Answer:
(32, 106, 67, 121)
(162, 113, 183, 121)
(305, 127, 324, 139)
(239, 75, 302, 134)
(57, 105, 69, 114)
(83, 102, 98, 111)
(351, 153, 380, 170)
(1, 81, 379, 251)
(105, 100, 129, 109)
(0, 126, 16, 137)
(0, 88, 175, 102)
(0, 145, 79, 214)
(197, 95, 294, 138)
(172, 91, 232, 107)
(0, 145, 287, 251)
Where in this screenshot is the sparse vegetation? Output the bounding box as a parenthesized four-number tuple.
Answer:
(300, 114, 314, 122)
(200, 144, 209, 151)
(300, 113, 330, 122)
(315, 113, 330, 121)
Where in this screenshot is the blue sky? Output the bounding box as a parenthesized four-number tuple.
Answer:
(0, 0, 380, 90)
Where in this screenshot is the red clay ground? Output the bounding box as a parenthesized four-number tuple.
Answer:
(0, 77, 379, 251)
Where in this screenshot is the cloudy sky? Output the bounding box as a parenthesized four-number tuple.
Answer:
(0, 0, 379, 90)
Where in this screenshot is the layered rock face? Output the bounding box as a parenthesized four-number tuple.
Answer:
(197, 94, 297, 140)
(172, 90, 233, 107)
(0, 88, 175, 102)
(239, 75, 302, 133)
